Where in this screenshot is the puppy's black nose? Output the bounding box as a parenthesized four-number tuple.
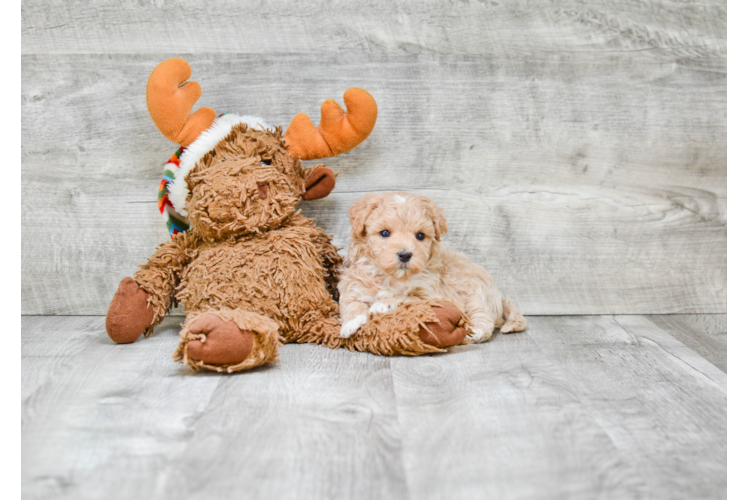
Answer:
(397, 251, 412, 263)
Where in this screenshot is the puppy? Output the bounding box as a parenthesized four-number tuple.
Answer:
(338, 192, 526, 342)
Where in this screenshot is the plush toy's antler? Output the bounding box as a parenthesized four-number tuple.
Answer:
(284, 88, 378, 160)
(146, 58, 217, 147)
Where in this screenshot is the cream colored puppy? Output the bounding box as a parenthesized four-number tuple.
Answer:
(338, 192, 526, 342)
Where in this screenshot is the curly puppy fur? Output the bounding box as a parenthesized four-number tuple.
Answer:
(338, 192, 526, 343)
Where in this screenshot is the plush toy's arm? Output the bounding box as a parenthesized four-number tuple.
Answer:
(106, 232, 190, 343)
(134, 232, 190, 327)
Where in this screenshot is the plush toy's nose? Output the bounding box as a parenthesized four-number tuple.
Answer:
(398, 251, 412, 263)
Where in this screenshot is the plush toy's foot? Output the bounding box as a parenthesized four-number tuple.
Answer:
(173, 309, 281, 373)
(418, 301, 468, 348)
(185, 315, 254, 365)
(105, 277, 154, 344)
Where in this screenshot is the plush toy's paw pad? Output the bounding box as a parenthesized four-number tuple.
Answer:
(106, 277, 153, 344)
(186, 315, 253, 366)
(369, 301, 398, 315)
(418, 302, 467, 348)
(340, 314, 367, 338)
(466, 328, 492, 343)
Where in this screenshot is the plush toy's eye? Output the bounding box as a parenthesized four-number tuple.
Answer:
(380, 230, 390, 238)
(416, 232, 425, 241)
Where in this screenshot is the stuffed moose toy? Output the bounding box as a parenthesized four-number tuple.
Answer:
(105, 58, 468, 373)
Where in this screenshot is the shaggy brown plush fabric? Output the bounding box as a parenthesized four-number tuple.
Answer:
(107, 126, 466, 373)
(337, 300, 469, 355)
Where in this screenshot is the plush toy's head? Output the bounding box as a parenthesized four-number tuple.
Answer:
(186, 125, 302, 239)
(146, 58, 378, 239)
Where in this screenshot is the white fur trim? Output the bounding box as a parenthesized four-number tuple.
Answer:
(393, 194, 409, 203)
(166, 114, 269, 217)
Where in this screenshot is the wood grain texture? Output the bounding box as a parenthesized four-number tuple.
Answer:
(390, 315, 725, 499)
(391, 327, 647, 499)
(22, 315, 407, 500)
(22, 314, 727, 499)
(727, 399, 748, 500)
(22, 50, 725, 315)
(22, 315, 113, 418)
(159, 346, 407, 500)
(529, 315, 726, 499)
(726, 187, 748, 314)
(22, 316, 226, 499)
(645, 314, 726, 372)
(21, 0, 726, 57)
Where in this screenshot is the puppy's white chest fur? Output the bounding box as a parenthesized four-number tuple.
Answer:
(376, 270, 440, 301)
(343, 257, 440, 304)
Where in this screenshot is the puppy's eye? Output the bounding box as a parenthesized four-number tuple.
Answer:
(261, 159, 272, 165)
(416, 232, 425, 241)
(380, 230, 390, 238)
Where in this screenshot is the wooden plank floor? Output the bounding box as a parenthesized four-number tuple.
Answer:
(22, 314, 726, 500)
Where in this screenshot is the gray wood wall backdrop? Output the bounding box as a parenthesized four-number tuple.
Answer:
(21, 0, 726, 316)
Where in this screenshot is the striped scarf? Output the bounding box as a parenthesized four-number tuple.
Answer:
(158, 147, 190, 238)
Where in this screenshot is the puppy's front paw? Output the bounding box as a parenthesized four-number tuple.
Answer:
(341, 314, 367, 338)
(369, 301, 398, 315)
(466, 328, 492, 343)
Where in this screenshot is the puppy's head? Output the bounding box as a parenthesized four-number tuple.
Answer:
(349, 192, 448, 278)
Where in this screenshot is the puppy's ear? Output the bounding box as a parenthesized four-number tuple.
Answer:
(349, 193, 382, 239)
(416, 195, 448, 241)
